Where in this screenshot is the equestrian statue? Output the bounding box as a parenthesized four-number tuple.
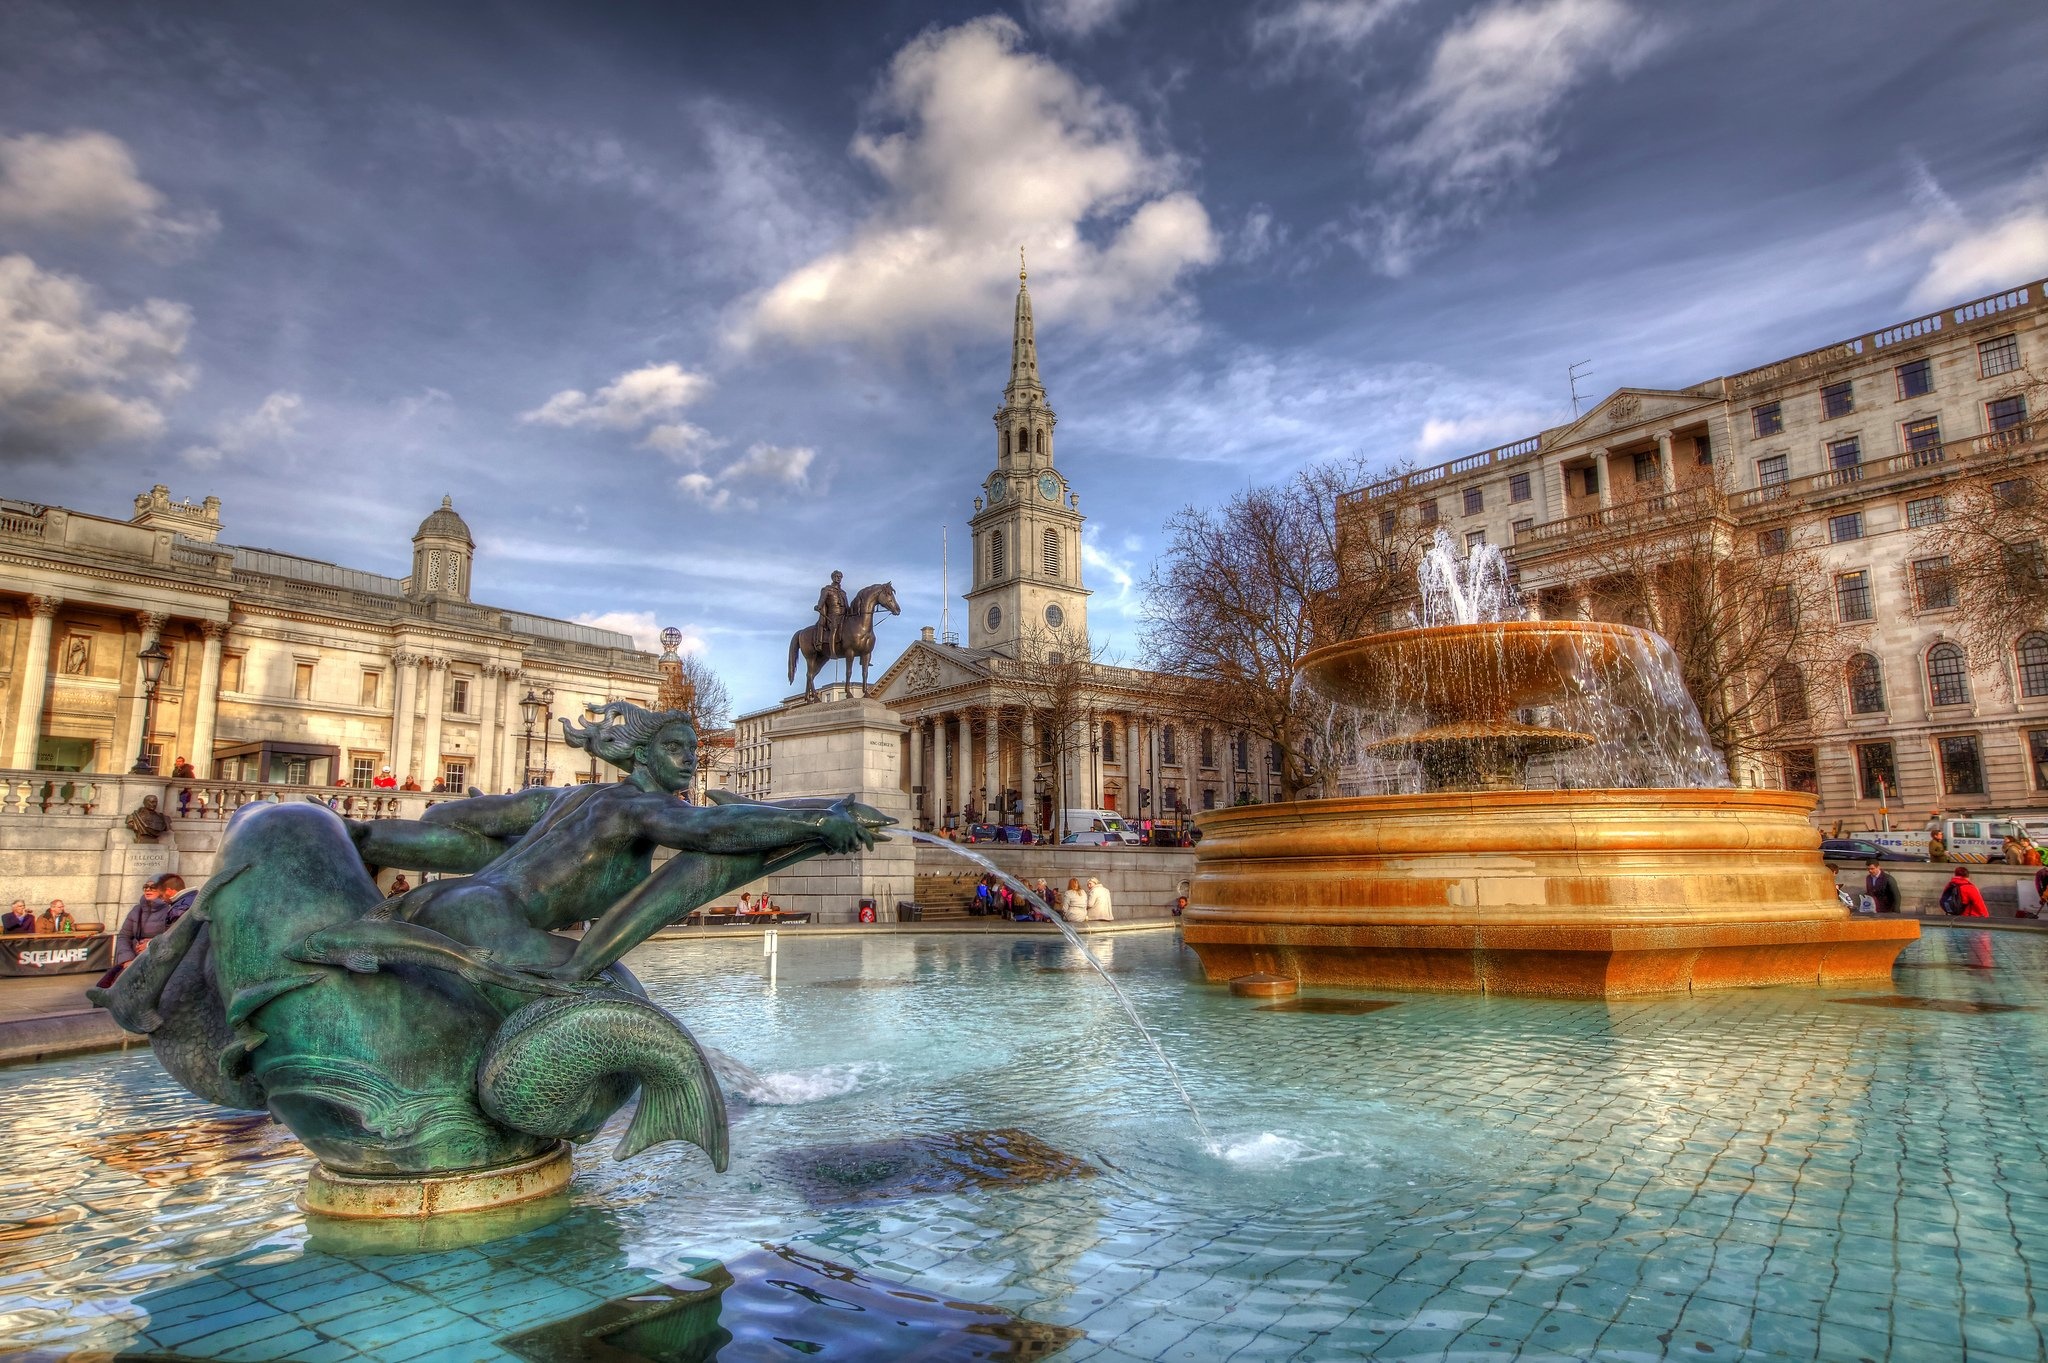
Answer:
(788, 575, 900, 700)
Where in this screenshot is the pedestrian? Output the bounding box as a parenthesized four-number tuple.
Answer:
(2002, 830, 2029, 867)
(430, 777, 448, 793)
(973, 877, 993, 916)
(1174, 894, 1189, 917)
(400, 774, 422, 791)
(1863, 861, 1900, 915)
(374, 766, 398, 789)
(103, 875, 187, 986)
(171, 756, 195, 779)
(1084, 875, 1114, 923)
(2, 899, 33, 933)
(1940, 866, 1989, 918)
(389, 874, 411, 896)
(36, 899, 74, 933)
(177, 786, 192, 816)
(2036, 863, 2048, 920)
(1060, 877, 1087, 923)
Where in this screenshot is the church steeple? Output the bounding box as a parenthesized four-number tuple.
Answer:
(993, 254, 1055, 473)
(1005, 250, 1043, 407)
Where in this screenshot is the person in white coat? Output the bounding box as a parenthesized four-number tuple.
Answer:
(1059, 877, 1088, 923)
(1084, 876, 1113, 922)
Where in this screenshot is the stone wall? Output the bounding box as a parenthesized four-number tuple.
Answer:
(912, 843, 1196, 921)
(1830, 860, 2044, 916)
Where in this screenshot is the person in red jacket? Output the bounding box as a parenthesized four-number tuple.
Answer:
(1947, 866, 1990, 917)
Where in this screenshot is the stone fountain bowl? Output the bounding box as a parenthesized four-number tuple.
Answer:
(1180, 788, 1919, 998)
(1298, 619, 1656, 716)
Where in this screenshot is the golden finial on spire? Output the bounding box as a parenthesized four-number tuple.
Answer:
(1019, 246, 1027, 282)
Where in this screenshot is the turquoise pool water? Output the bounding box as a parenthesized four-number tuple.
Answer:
(2, 925, 2044, 1362)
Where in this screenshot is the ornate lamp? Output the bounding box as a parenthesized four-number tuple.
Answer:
(129, 639, 171, 775)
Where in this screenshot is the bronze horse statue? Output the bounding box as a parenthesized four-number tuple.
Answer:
(788, 581, 899, 700)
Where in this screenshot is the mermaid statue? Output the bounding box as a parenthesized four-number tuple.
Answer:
(91, 700, 888, 1212)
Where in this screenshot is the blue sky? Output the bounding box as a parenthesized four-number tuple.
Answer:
(3, 0, 2045, 713)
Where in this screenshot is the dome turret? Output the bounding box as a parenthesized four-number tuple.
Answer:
(409, 494, 474, 601)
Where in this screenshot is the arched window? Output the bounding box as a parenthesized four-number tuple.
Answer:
(1846, 653, 1886, 714)
(1927, 643, 1971, 707)
(1042, 528, 1060, 577)
(2019, 635, 2048, 697)
(1102, 721, 1117, 762)
(1035, 428, 1045, 454)
(990, 530, 1006, 580)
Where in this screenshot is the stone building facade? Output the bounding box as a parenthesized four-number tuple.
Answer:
(1344, 276, 2048, 827)
(0, 485, 659, 789)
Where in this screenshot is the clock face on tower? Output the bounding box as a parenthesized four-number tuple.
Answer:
(988, 479, 1005, 502)
(1038, 473, 1060, 501)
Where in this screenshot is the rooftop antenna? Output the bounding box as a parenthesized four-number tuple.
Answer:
(1568, 360, 1594, 418)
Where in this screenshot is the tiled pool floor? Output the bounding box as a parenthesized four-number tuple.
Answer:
(2, 926, 2044, 1361)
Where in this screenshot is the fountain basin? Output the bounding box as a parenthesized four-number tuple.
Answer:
(1183, 789, 1918, 997)
(1298, 618, 1649, 716)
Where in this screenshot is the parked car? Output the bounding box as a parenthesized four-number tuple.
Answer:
(1062, 830, 1122, 847)
(1820, 837, 1927, 863)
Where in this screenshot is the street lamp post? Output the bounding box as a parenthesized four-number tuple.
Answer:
(129, 639, 170, 775)
(536, 687, 555, 782)
(519, 687, 541, 786)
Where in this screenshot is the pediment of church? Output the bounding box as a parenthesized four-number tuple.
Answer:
(1549, 388, 1715, 448)
(869, 641, 993, 705)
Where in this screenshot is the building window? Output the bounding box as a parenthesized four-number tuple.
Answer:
(1895, 357, 1934, 398)
(1268, 740, 1283, 771)
(1756, 454, 1788, 488)
(450, 677, 470, 714)
(1906, 495, 1946, 527)
(1856, 742, 1896, 800)
(1927, 643, 1971, 707)
(1979, 334, 2021, 378)
(1827, 437, 1862, 471)
(1912, 557, 1955, 611)
(1379, 508, 1397, 536)
(443, 761, 467, 791)
(1765, 585, 1795, 630)
(1418, 499, 1438, 526)
(1161, 726, 1177, 766)
(1836, 570, 1873, 622)
(1465, 529, 1487, 550)
(220, 652, 245, 692)
(990, 530, 1005, 579)
(1901, 417, 1942, 453)
(1781, 748, 1818, 794)
(1234, 732, 1249, 771)
(350, 756, 375, 788)
(2019, 635, 2048, 697)
(1847, 653, 1886, 714)
(1757, 526, 1788, 556)
(293, 662, 314, 700)
(1695, 433, 1713, 465)
(1102, 722, 1117, 762)
(1580, 466, 1600, 496)
(1200, 728, 1215, 768)
(1828, 512, 1863, 543)
(1042, 528, 1060, 578)
(1201, 787, 1217, 811)
(1772, 666, 1808, 724)
(1509, 473, 1531, 502)
(1988, 395, 2028, 432)
(360, 671, 381, 707)
(1821, 380, 1854, 419)
(1463, 487, 1484, 515)
(1632, 451, 1659, 483)
(1993, 478, 2032, 508)
(1939, 734, 1986, 796)
(1511, 517, 1533, 538)
(1753, 402, 1783, 437)
(2031, 730, 2048, 790)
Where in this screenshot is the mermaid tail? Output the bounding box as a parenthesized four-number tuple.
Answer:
(477, 989, 729, 1169)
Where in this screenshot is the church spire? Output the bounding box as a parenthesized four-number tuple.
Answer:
(1005, 249, 1043, 406)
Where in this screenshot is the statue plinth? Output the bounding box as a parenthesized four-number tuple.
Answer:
(303, 1142, 574, 1219)
(753, 695, 915, 921)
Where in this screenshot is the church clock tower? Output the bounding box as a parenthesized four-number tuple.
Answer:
(965, 258, 1089, 655)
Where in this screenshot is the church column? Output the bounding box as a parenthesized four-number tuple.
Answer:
(932, 712, 950, 827)
(122, 611, 170, 769)
(983, 706, 1000, 819)
(389, 651, 419, 781)
(956, 710, 975, 822)
(417, 657, 447, 788)
(9, 595, 61, 769)
(908, 719, 924, 827)
(188, 621, 226, 778)
(1019, 708, 1037, 829)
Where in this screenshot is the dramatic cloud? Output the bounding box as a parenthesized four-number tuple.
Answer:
(678, 441, 816, 512)
(734, 16, 1218, 349)
(180, 390, 303, 468)
(1251, 0, 1416, 69)
(0, 129, 217, 253)
(1359, 0, 1663, 274)
(520, 362, 719, 460)
(0, 253, 195, 458)
(1897, 159, 2048, 308)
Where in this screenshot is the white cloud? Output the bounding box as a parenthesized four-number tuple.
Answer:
(1028, 0, 1140, 38)
(1252, 0, 1416, 69)
(1081, 524, 1138, 606)
(180, 390, 303, 468)
(678, 442, 818, 513)
(0, 130, 217, 254)
(570, 609, 701, 655)
(1358, 0, 1664, 275)
(1896, 159, 2048, 309)
(732, 16, 1218, 350)
(0, 253, 195, 458)
(1416, 409, 1548, 457)
(521, 362, 720, 460)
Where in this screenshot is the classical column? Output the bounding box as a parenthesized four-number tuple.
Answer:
(1019, 708, 1037, 826)
(932, 712, 950, 826)
(417, 656, 447, 787)
(1594, 450, 1614, 511)
(474, 664, 502, 793)
(123, 611, 170, 770)
(1655, 429, 1678, 495)
(955, 710, 974, 821)
(982, 706, 1000, 817)
(389, 651, 419, 780)
(908, 719, 924, 825)
(9, 595, 62, 768)
(188, 621, 226, 778)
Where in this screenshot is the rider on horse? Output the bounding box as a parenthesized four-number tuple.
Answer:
(815, 571, 847, 657)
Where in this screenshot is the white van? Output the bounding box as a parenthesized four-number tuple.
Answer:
(1868, 818, 2019, 863)
(1059, 809, 1142, 845)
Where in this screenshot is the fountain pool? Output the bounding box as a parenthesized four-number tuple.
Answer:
(5, 928, 2046, 1361)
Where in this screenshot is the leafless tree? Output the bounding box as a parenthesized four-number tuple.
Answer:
(660, 651, 732, 735)
(993, 623, 1113, 827)
(1142, 457, 1424, 800)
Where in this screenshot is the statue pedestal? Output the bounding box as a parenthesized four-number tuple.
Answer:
(301, 1141, 573, 1219)
(760, 693, 914, 922)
